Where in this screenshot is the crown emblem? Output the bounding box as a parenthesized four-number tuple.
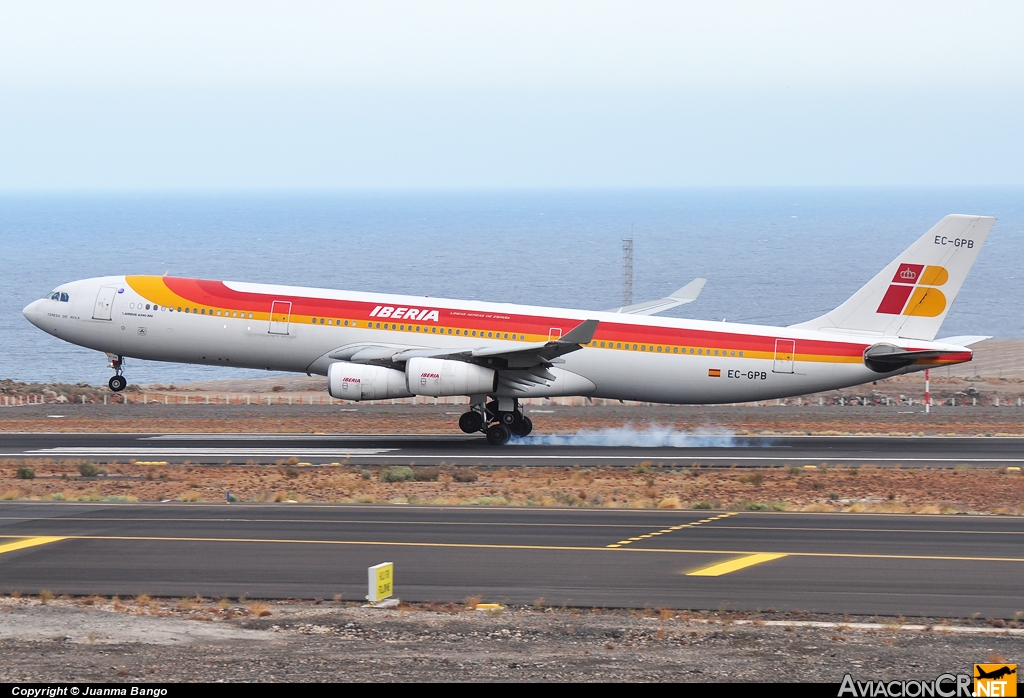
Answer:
(899, 268, 918, 281)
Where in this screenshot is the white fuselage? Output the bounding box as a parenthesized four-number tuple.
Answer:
(23, 275, 972, 404)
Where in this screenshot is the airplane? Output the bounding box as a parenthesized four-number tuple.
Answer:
(22, 214, 994, 445)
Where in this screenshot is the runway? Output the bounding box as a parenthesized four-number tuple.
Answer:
(1, 501, 1022, 618)
(2, 432, 1024, 467)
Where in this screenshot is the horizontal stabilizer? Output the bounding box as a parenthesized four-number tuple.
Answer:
(610, 278, 706, 315)
(934, 335, 990, 347)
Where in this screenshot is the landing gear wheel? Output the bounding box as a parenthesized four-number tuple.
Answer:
(486, 423, 512, 446)
(499, 411, 517, 426)
(511, 415, 533, 437)
(459, 411, 484, 434)
(108, 375, 127, 392)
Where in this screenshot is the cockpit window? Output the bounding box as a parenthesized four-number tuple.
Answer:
(49, 292, 60, 301)
(60, 292, 69, 302)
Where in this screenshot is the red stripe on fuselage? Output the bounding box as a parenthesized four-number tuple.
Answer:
(161, 277, 874, 358)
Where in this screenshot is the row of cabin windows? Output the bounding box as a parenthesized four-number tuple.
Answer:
(305, 316, 741, 355)
(311, 318, 351, 326)
(317, 318, 526, 340)
(588, 340, 743, 357)
(135, 302, 254, 318)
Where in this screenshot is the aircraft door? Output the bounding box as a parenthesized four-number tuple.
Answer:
(773, 338, 796, 373)
(269, 300, 292, 335)
(92, 286, 117, 320)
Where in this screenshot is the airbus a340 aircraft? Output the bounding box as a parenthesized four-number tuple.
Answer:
(23, 215, 993, 444)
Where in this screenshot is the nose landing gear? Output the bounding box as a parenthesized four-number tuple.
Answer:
(107, 354, 127, 392)
(459, 398, 532, 445)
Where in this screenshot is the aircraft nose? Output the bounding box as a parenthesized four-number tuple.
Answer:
(22, 299, 44, 328)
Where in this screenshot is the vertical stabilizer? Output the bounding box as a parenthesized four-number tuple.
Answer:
(792, 215, 994, 340)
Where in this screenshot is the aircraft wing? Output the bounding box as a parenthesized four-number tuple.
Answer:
(325, 319, 600, 370)
(609, 278, 706, 315)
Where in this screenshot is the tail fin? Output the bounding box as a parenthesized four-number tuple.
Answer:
(792, 215, 994, 341)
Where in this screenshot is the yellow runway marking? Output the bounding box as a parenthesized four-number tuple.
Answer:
(1, 534, 1024, 565)
(687, 553, 788, 577)
(608, 512, 737, 548)
(0, 536, 66, 555)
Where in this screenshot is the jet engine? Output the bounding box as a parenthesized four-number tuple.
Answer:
(406, 357, 497, 397)
(327, 361, 413, 401)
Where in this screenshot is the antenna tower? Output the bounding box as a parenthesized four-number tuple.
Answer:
(622, 235, 633, 307)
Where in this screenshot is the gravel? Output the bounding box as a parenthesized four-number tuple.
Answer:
(1, 598, 1020, 682)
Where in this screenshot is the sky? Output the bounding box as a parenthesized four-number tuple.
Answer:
(2, 1, 1023, 188)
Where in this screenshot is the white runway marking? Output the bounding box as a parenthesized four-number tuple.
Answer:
(26, 447, 397, 457)
(15, 448, 1024, 464)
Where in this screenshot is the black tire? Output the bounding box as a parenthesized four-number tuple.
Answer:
(499, 411, 517, 426)
(485, 423, 511, 445)
(459, 411, 483, 434)
(510, 414, 531, 437)
(108, 375, 127, 392)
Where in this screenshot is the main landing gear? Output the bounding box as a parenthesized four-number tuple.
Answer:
(107, 354, 127, 392)
(459, 398, 532, 445)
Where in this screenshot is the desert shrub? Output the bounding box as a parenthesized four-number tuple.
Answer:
(380, 466, 414, 483)
(745, 502, 770, 511)
(284, 469, 299, 479)
(691, 501, 712, 510)
(451, 468, 478, 483)
(16, 467, 35, 480)
(412, 467, 440, 481)
(77, 462, 99, 477)
(738, 472, 764, 487)
(360, 469, 372, 480)
(786, 466, 802, 476)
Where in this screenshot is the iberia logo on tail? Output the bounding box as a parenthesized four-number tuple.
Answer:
(876, 264, 949, 317)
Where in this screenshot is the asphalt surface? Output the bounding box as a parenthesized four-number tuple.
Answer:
(1, 432, 1023, 467)
(1, 501, 1023, 618)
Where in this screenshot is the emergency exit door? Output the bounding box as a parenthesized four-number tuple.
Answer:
(92, 286, 117, 320)
(269, 300, 292, 335)
(773, 338, 795, 373)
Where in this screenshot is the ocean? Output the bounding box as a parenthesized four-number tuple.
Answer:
(1, 188, 1020, 385)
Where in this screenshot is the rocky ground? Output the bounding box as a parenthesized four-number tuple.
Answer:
(0, 596, 1020, 682)
(3, 458, 1023, 515)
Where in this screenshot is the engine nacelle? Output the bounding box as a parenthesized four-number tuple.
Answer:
(327, 361, 413, 401)
(406, 357, 497, 397)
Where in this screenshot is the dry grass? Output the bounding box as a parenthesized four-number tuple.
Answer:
(1, 458, 1021, 514)
(247, 602, 271, 617)
(38, 590, 54, 604)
